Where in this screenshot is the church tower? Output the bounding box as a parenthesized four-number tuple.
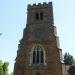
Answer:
(14, 2, 64, 75)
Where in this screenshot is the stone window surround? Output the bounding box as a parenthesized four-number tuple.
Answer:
(30, 44, 46, 66)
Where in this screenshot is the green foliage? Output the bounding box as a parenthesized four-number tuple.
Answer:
(3, 62, 9, 75)
(0, 60, 9, 75)
(64, 52, 74, 65)
(0, 60, 3, 66)
(0, 65, 3, 75)
(2, 62, 9, 71)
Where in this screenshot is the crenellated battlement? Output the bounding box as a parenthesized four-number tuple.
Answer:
(28, 2, 52, 9)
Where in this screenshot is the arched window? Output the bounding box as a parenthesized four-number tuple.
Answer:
(35, 12, 43, 20)
(30, 44, 46, 66)
(40, 12, 43, 20)
(35, 13, 39, 20)
(33, 72, 42, 75)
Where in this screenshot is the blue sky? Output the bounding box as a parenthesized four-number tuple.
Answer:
(0, 0, 75, 73)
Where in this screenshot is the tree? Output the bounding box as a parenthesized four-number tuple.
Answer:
(0, 65, 3, 75)
(64, 52, 74, 65)
(2, 62, 9, 75)
(0, 60, 9, 75)
(0, 60, 3, 75)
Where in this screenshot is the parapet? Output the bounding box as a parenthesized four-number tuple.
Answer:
(28, 2, 52, 9)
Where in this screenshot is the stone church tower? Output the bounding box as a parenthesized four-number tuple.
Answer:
(14, 2, 64, 75)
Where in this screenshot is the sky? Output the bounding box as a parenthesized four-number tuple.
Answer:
(0, 0, 75, 73)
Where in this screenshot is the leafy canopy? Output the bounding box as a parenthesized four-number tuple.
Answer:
(0, 60, 9, 75)
(64, 52, 74, 65)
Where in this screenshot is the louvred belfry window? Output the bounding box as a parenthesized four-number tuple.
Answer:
(35, 12, 43, 20)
